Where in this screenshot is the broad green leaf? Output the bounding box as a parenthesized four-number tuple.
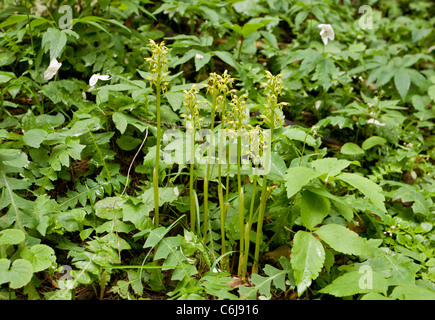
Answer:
(284, 167, 320, 198)
(194, 52, 211, 71)
(282, 126, 316, 147)
(390, 285, 435, 300)
(315, 224, 372, 256)
(0, 229, 25, 245)
(337, 172, 386, 213)
(42, 28, 67, 60)
(165, 92, 184, 111)
(319, 271, 388, 297)
(0, 15, 29, 28)
(23, 129, 47, 148)
(291, 231, 325, 295)
(94, 197, 125, 220)
(112, 112, 128, 134)
(300, 190, 330, 230)
(362, 136, 387, 150)
(0, 258, 33, 289)
(116, 135, 142, 151)
(394, 68, 411, 101)
(213, 51, 238, 68)
(341, 142, 364, 155)
(311, 158, 353, 177)
(21, 244, 56, 273)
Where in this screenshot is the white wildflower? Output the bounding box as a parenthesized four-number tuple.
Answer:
(367, 118, 386, 126)
(315, 100, 322, 110)
(44, 58, 62, 81)
(318, 24, 335, 45)
(195, 53, 204, 60)
(89, 74, 111, 87)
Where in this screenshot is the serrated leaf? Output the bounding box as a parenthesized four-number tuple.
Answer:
(337, 172, 386, 213)
(291, 231, 325, 295)
(319, 271, 388, 297)
(315, 224, 371, 256)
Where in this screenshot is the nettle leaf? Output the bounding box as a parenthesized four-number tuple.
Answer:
(0, 258, 33, 289)
(319, 271, 388, 297)
(291, 231, 325, 295)
(300, 190, 330, 230)
(337, 173, 386, 213)
(315, 224, 372, 256)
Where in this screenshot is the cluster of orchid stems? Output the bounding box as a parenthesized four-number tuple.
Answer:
(146, 40, 287, 280)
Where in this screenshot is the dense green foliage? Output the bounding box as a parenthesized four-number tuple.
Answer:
(0, 0, 434, 300)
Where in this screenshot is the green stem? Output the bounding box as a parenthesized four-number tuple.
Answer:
(236, 135, 245, 277)
(153, 79, 161, 228)
(189, 127, 196, 233)
(203, 101, 217, 243)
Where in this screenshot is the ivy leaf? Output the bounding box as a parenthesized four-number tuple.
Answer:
(291, 231, 325, 295)
(315, 224, 372, 256)
(337, 172, 386, 213)
(319, 271, 388, 297)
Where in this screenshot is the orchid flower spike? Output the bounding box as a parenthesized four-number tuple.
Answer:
(44, 58, 62, 81)
(318, 24, 334, 45)
(89, 74, 111, 87)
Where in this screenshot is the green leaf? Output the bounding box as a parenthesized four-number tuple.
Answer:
(311, 158, 353, 177)
(341, 142, 364, 155)
(0, 15, 29, 28)
(116, 135, 142, 151)
(41, 28, 67, 60)
(291, 231, 325, 295)
(21, 244, 56, 273)
(315, 224, 372, 256)
(319, 271, 388, 297)
(0, 258, 33, 289)
(194, 52, 211, 71)
(284, 167, 320, 198)
(213, 51, 238, 68)
(390, 285, 435, 300)
(394, 68, 411, 101)
(362, 136, 387, 150)
(0, 229, 25, 245)
(112, 112, 128, 134)
(337, 172, 386, 213)
(165, 92, 184, 111)
(300, 190, 330, 230)
(23, 129, 47, 148)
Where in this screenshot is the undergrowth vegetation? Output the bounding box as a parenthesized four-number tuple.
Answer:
(0, 0, 435, 300)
